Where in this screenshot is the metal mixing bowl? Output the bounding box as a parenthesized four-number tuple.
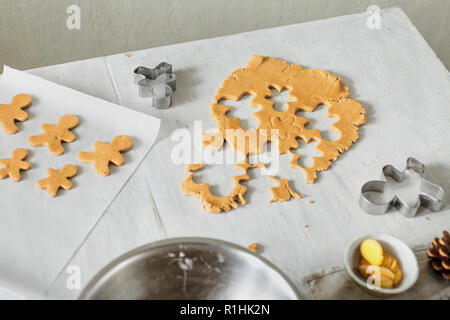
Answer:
(79, 237, 300, 300)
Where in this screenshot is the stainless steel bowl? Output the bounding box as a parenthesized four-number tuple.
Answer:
(79, 237, 300, 300)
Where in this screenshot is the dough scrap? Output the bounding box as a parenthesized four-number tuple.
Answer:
(269, 176, 304, 202)
(247, 243, 258, 253)
(78, 135, 133, 176)
(235, 161, 265, 172)
(37, 164, 77, 197)
(29, 114, 79, 155)
(208, 55, 365, 183)
(0, 148, 31, 182)
(187, 163, 203, 172)
(181, 174, 247, 213)
(181, 162, 264, 213)
(0, 94, 32, 134)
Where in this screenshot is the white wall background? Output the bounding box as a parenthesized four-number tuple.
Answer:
(0, 0, 449, 72)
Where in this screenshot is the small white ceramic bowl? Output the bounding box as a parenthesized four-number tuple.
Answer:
(344, 234, 419, 296)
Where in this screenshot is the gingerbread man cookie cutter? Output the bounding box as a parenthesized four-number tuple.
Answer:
(359, 158, 445, 218)
(134, 62, 176, 109)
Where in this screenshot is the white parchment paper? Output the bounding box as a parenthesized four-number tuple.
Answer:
(0, 66, 160, 297)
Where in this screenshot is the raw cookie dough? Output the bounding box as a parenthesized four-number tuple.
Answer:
(206, 55, 366, 183)
(0, 94, 32, 134)
(269, 176, 303, 202)
(289, 98, 366, 183)
(202, 131, 224, 151)
(181, 162, 264, 213)
(247, 243, 258, 252)
(78, 135, 133, 176)
(187, 163, 203, 172)
(38, 164, 77, 197)
(0, 148, 31, 182)
(29, 114, 79, 155)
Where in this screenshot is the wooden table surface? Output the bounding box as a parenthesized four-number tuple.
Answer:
(18, 7, 449, 299)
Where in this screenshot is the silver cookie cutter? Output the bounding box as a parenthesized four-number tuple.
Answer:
(359, 157, 445, 218)
(133, 62, 176, 109)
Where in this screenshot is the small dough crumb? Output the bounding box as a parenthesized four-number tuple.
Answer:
(187, 163, 203, 172)
(247, 243, 258, 253)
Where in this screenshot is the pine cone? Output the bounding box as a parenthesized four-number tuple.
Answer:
(427, 230, 450, 281)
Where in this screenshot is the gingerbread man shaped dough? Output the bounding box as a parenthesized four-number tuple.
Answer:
(0, 148, 32, 182)
(0, 94, 32, 134)
(38, 164, 77, 197)
(78, 135, 133, 176)
(29, 114, 79, 155)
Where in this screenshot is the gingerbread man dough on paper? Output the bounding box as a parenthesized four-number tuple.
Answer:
(78, 135, 133, 176)
(0, 148, 31, 182)
(0, 94, 32, 134)
(29, 114, 79, 155)
(38, 164, 77, 197)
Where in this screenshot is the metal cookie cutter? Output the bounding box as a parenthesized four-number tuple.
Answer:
(359, 157, 445, 218)
(134, 62, 176, 109)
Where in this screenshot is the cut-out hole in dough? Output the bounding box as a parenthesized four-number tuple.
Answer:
(193, 164, 242, 197)
(291, 139, 322, 168)
(296, 104, 340, 141)
(221, 95, 260, 130)
(266, 87, 294, 112)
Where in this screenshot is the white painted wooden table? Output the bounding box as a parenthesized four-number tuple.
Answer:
(14, 7, 450, 299)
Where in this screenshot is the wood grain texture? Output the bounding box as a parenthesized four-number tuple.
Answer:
(37, 8, 450, 299)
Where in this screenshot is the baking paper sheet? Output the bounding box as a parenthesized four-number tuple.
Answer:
(0, 66, 160, 297)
